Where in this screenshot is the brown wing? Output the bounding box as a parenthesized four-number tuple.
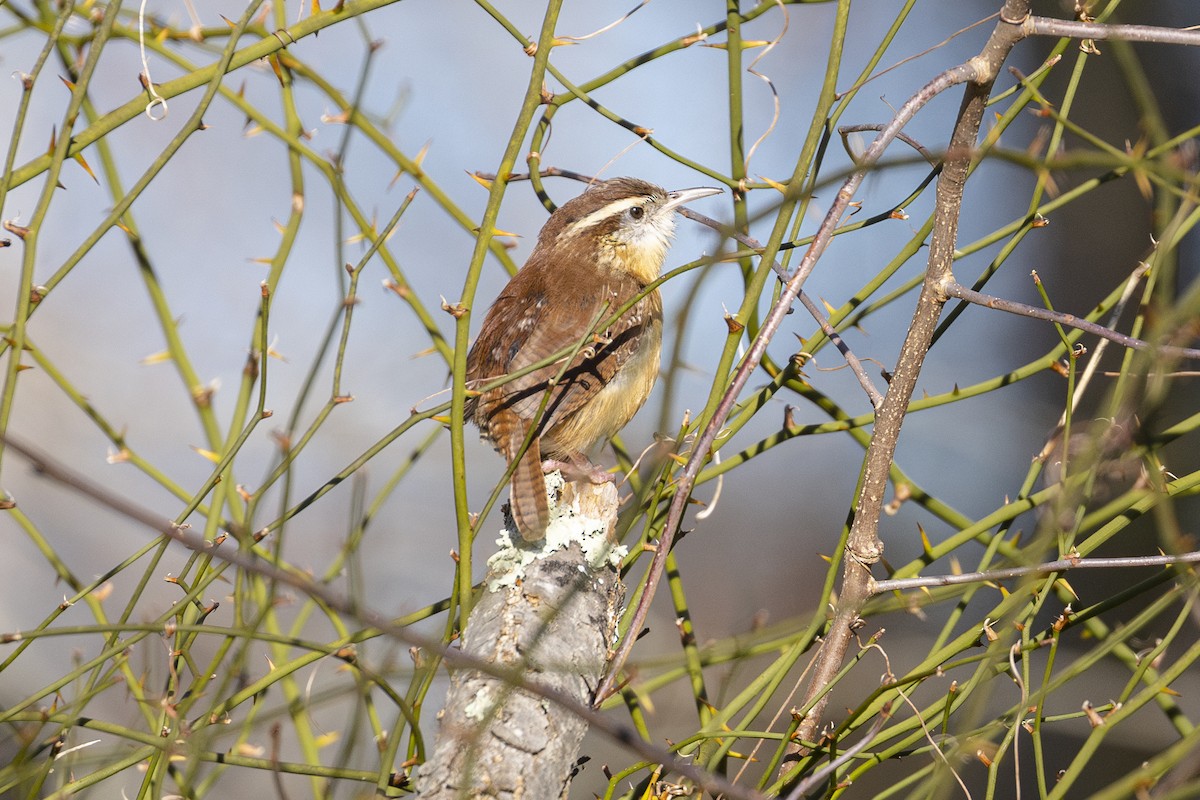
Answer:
(464, 268, 547, 408)
(467, 265, 653, 443)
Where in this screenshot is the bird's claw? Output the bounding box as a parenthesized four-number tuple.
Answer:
(542, 457, 614, 485)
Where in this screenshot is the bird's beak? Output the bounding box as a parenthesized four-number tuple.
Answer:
(663, 186, 723, 213)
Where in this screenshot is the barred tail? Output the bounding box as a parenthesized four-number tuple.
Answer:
(509, 435, 549, 541)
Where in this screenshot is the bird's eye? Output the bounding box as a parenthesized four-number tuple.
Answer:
(628, 205, 645, 221)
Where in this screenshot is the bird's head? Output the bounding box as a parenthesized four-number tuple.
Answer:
(538, 178, 722, 284)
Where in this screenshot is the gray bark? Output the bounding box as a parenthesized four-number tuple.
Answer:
(416, 474, 625, 799)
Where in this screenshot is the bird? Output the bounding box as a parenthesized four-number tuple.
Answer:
(465, 177, 722, 541)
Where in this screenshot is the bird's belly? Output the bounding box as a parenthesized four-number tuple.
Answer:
(547, 321, 662, 457)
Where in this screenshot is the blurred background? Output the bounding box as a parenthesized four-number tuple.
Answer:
(1, 0, 1197, 797)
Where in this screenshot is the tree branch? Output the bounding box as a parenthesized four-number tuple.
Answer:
(871, 551, 1200, 594)
(781, 0, 1033, 774)
(783, 705, 892, 800)
(0, 435, 764, 799)
(942, 280, 1200, 360)
(1024, 16, 1200, 47)
(417, 479, 624, 799)
(594, 55, 981, 706)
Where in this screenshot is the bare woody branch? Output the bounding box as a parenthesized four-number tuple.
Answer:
(871, 551, 1200, 595)
(943, 280, 1200, 360)
(593, 54, 981, 709)
(783, 705, 892, 800)
(1024, 16, 1200, 47)
(599, 0, 1200, 768)
(782, 0, 1036, 771)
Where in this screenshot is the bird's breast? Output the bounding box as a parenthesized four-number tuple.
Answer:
(546, 315, 662, 457)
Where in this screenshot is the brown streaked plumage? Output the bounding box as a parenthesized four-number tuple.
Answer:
(465, 177, 721, 541)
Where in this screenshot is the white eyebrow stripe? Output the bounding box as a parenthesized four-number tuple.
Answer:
(561, 196, 648, 239)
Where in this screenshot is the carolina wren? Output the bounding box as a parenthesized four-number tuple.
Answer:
(465, 177, 721, 541)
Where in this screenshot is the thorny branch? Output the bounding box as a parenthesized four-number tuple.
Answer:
(594, 51, 981, 709)
(8, 0, 1200, 795)
(781, 1, 1033, 769)
(593, 0, 1200, 776)
(783, 705, 892, 800)
(678, 207, 885, 408)
(0, 435, 765, 800)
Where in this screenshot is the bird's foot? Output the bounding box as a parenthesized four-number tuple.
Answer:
(542, 457, 614, 485)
